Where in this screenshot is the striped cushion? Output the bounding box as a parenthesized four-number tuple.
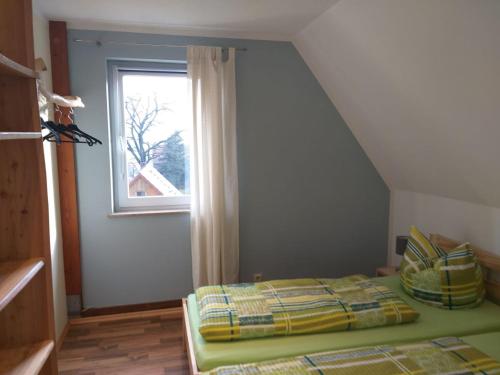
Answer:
(196, 275, 419, 342)
(400, 226, 485, 309)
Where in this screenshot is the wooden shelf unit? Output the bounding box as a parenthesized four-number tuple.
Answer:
(0, 340, 54, 375)
(0, 258, 45, 311)
(0, 53, 36, 78)
(0, 132, 42, 140)
(0, 0, 58, 374)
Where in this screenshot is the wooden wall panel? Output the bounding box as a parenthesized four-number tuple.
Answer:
(0, 0, 34, 66)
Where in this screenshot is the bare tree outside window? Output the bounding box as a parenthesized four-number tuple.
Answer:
(124, 92, 189, 195)
(125, 96, 169, 168)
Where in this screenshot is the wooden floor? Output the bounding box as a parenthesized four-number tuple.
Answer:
(58, 309, 189, 374)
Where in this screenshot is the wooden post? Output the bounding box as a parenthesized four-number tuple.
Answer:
(49, 21, 83, 311)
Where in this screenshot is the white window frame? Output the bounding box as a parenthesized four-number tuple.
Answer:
(108, 60, 190, 213)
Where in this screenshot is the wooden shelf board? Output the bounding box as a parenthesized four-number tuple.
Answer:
(0, 340, 54, 375)
(376, 266, 399, 277)
(0, 258, 45, 311)
(0, 53, 36, 78)
(0, 132, 42, 140)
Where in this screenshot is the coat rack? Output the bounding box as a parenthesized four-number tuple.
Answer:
(36, 57, 101, 146)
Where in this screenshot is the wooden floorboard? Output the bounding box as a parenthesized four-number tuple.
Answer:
(58, 310, 189, 374)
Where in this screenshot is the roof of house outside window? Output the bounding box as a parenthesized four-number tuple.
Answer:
(129, 162, 182, 196)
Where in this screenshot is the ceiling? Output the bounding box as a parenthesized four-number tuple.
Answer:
(294, 0, 500, 208)
(34, 0, 339, 40)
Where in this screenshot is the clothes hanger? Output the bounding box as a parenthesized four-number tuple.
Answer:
(63, 108, 102, 146)
(66, 124, 102, 146)
(39, 92, 102, 146)
(43, 120, 84, 144)
(43, 107, 83, 144)
(53, 106, 81, 142)
(37, 57, 98, 145)
(41, 118, 62, 144)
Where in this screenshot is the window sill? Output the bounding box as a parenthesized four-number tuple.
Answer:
(108, 209, 190, 218)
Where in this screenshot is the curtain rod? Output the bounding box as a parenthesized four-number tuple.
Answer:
(73, 38, 247, 51)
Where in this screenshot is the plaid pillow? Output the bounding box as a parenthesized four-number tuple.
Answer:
(400, 226, 485, 309)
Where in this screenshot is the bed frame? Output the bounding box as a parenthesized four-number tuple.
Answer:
(182, 298, 201, 375)
(182, 233, 500, 375)
(429, 234, 500, 304)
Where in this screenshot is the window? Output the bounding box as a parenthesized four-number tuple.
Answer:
(108, 61, 190, 212)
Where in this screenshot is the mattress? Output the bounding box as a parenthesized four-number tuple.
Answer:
(462, 331, 500, 360)
(187, 275, 500, 371)
(203, 334, 500, 374)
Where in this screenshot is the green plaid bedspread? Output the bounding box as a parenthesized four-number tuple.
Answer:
(204, 337, 500, 374)
(195, 274, 419, 342)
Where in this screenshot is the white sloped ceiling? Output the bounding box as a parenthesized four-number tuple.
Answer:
(294, 0, 500, 208)
(35, 0, 339, 40)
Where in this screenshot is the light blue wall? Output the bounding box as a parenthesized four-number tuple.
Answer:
(68, 29, 389, 308)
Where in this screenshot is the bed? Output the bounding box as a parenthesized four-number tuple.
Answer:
(462, 331, 500, 360)
(182, 233, 500, 374)
(203, 331, 500, 374)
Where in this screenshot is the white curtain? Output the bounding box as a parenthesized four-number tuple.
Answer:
(188, 46, 239, 289)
